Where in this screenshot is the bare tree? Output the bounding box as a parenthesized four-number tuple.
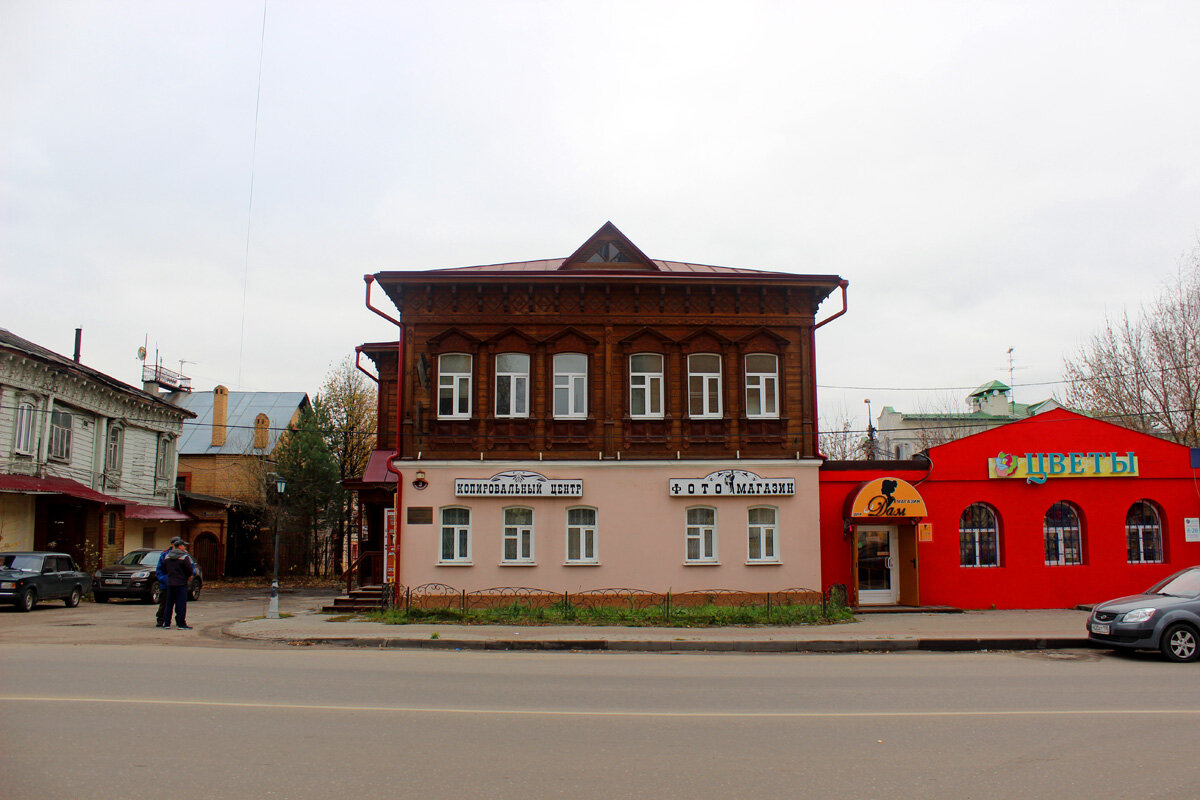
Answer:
(316, 356, 378, 575)
(818, 405, 869, 459)
(1064, 247, 1199, 446)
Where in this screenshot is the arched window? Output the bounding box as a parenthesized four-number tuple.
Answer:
(687, 353, 722, 418)
(1126, 500, 1164, 564)
(565, 507, 598, 563)
(502, 506, 534, 563)
(685, 506, 717, 562)
(1044, 501, 1083, 565)
(630, 353, 664, 418)
(960, 503, 1000, 567)
(439, 507, 471, 563)
(494, 353, 530, 418)
(438, 354, 472, 419)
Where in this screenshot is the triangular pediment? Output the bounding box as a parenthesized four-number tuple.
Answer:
(559, 222, 659, 272)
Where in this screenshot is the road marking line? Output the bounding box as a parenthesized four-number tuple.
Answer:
(1, 696, 1197, 718)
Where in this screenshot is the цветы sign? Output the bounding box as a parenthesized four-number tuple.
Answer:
(988, 451, 1138, 484)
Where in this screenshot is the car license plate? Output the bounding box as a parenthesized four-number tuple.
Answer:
(1090, 622, 1110, 635)
(104, 578, 123, 585)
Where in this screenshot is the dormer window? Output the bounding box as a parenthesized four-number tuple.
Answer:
(586, 242, 632, 263)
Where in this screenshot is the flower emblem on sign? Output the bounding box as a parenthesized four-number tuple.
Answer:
(994, 451, 1017, 478)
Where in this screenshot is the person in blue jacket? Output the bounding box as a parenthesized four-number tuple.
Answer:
(161, 540, 195, 630)
(155, 536, 184, 627)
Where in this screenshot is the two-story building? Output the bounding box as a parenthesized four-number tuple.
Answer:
(0, 327, 194, 569)
(353, 223, 847, 594)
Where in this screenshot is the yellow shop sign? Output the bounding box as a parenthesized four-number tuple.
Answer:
(849, 477, 928, 518)
(988, 451, 1138, 485)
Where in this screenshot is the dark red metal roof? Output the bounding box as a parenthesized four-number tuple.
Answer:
(0, 475, 125, 505)
(124, 503, 193, 522)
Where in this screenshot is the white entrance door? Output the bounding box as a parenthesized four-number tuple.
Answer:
(857, 526, 899, 605)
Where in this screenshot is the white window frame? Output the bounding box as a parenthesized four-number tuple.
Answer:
(746, 506, 779, 563)
(439, 506, 472, 564)
(494, 352, 530, 419)
(685, 506, 718, 563)
(13, 400, 36, 455)
(960, 503, 1000, 567)
(437, 354, 472, 419)
(49, 410, 72, 462)
(553, 353, 588, 419)
(629, 353, 665, 419)
(500, 506, 535, 564)
(1126, 500, 1164, 564)
(565, 506, 598, 564)
(744, 354, 779, 419)
(687, 353, 723, 419)
(105, 425, 124, 475)
(155, 437, 173, 490)
(1044, 501, 1083, 566)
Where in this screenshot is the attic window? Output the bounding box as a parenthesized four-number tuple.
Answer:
(586, 242, 632, 263)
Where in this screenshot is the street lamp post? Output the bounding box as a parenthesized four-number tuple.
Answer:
(863, 398, 877, 460)
(267, 473, 286, 619)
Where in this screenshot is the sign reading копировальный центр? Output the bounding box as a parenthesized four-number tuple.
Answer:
(989, 451, 1138, 484)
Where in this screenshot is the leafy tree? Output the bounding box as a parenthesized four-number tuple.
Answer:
(314, 356, 377, 574)
(273, 405, 341, 574)
(1064, 248, 1200, 446)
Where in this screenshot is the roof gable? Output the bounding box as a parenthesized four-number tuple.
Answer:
(558, 222, 659, 272)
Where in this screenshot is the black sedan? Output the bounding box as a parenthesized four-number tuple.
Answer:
(93, 547, 203, 604)
(1087, 566, 1200, 662)
(0, 551, 93, 611)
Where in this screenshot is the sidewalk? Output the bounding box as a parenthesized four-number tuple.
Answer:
(226, 603, 1094, 653)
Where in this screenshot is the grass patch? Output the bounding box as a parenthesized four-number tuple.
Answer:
(365, 599, 852, 627)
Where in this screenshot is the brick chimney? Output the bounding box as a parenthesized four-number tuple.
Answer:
(211, 385, 229, 447)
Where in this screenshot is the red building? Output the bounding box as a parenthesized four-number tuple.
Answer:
(821, 409, 1200, 609)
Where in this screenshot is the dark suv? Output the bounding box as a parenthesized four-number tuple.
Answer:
(0, 552, 93, 611)
(93, 547, 203, 604)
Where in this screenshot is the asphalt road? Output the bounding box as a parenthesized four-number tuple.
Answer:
(3, 639, 1198, 799)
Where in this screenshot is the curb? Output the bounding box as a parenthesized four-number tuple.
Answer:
(226, 630, 1095, 653)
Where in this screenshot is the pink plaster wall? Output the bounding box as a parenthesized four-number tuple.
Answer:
(397, 460, 823, 593)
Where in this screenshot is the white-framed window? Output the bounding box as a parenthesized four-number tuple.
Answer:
(630, 353, 664, 418)
(155, 437, 173, 488)
(747, 506, 778, 562)
(49, 410, 72, 461)
(686, 506, 717, 563)
(439, 507, 472, 563)
(1126, 500, 1164, 564)
(1044, 501, 1083, 566)
(744, 354, 779, 418)
(13, 400, 35, 455)
(687, 353, 722, 418)
(553, 353, 588, 418)
(960, 503, 1000, 567)
(438, 353, 472, 419)
(502, 506, 534, 563)
(494, 353, 530, 418)
(565, 507, 598, 564)
(105, 426, 123, 475)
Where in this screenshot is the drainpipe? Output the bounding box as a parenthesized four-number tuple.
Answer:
(354, 347, 379, 383)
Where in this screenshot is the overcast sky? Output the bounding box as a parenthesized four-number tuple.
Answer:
(3, 1, 1198, 435)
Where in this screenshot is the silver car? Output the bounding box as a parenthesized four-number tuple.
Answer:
(1087, 566, 1200, 662)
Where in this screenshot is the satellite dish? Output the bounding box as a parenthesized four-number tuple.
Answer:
(137, 346, 147, 361)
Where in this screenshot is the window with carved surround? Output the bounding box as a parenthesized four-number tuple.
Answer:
(105, 426, 123, 476)
(687, 354, 722, 418)
(553, 353, 588, 418)
(565, 507, 598, 564)
(495, 353, 530, 418)
(686, 506, 718, 563)
(49, 410, 72, 462)
(629, 353, 664, 419)
(438, 354, 472, 419)
(744, 354, 779, 418)
(502, 506, 534, 563)
(156, 437, 174, 490)
(13, 400, 36, 455)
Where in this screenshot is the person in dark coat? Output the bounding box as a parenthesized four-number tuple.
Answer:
(161, 541, 195, 630)
(155, 536, 184, 627)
